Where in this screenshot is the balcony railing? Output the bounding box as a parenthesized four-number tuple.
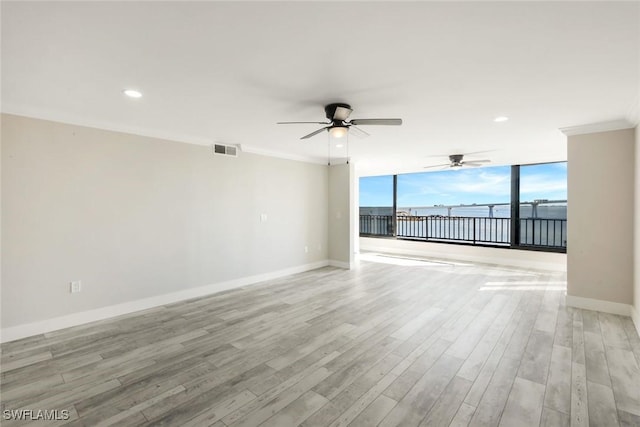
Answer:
(359, 215, 567, 250)
(359, 215, 394, 237)
(519, 218, 567, 248)
(396, 215, 511, 246)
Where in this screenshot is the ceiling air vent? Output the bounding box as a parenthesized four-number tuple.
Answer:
(212, 143, 238, 157)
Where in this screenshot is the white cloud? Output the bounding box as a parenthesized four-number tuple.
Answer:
(397, 167, 512, 205)
(520, 173, 567, 199)
(368, 163, 566, 207)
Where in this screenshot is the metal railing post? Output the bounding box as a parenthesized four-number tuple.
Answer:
(473, 217, 476, 244)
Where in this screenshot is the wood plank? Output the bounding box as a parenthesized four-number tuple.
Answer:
(93, 385, 185, 427)
(605, 346, 640, 417)
(419, 376, 472, 427)
(1, 374, 65, 403)
(540, 407, 570, 427)
(260, 390, 328, 427)
(581, 310, 601, 334)
(586, 380, 619, 426)
(224, 367, 331, 427)
(348, 394, 397, 427)
(517, 329, 553, 385)
(598, 312, 631, 350)
(390, 307, 444, 341)
(463, 307, 523, 407)
(449, 402, 476, 427)
(553, 305, 573, 348)
(534, 288, 561, 334)
(180, 390, 256, 427)
(543, 344, 571, 415)
(570, 361, 589, 427)
(583, 330, 612, 387)
(266, 323, 355, 371)
(383, 338, 451, 402)
(301, 352, 401, 427)
(326, 369, 398, 427)
(456, 292, 521, 381)
(313, 336, 400, 400)
(498, 376, 545, 427)
(14, 379, 121, 416)
(621, 317, 640, 367)
(468, 356, 520, 427)
(571, 309, 586, 365)
(1, 351, 53, 372)
(379, 354, 464, 427)
(618, 409, 640, 427)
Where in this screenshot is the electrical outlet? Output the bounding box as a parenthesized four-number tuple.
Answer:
(70, 281, 82, 293)
(260, 213, 268, 222)
(304, 246, 309, 253)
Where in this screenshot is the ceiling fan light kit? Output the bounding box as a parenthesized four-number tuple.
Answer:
(329, 126, 348, 139)
(277, 103, 402, 140)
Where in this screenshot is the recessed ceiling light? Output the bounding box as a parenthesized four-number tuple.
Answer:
(494, 116, 509, 122)
(123, 89, 142, 98)
(335, 144, 344, 148)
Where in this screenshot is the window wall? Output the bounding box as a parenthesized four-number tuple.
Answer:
(359, 162, 567, 252)
(517, 162, 567, 248)
(359, 175, 394, 237)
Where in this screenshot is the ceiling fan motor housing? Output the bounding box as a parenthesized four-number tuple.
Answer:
(324, 103, 351, 120)
(449, 154, 464, 166)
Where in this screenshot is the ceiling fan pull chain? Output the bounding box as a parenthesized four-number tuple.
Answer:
(346, 132, 350, 165)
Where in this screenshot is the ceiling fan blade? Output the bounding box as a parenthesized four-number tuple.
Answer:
(462, 150, 495, 156)
(423, 163, 450, 169)
(462, 159, 491, 165)
(333, 106, 353, 121)
(348, 125, 370, 139)
(350, 118, 402, 126)
(300, 127, 329, 140)
(277, 121, 330, 125)
(426, 150, 494, 158)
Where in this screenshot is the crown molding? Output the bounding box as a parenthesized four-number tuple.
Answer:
(239, 144, 327, 165)
(2, 107, 328, 166)
(1, 106, 213, 146)
(559, 119, 635, 136)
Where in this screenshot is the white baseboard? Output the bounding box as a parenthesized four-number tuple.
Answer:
(0, 260, 329, 343)
(329, 259, 353, 269)
(565, 295, 633, 317)
(632, 305, 640, 338)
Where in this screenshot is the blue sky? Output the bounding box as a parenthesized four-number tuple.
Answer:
(360, 162, 567, 207)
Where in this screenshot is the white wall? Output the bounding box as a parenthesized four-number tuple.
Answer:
(567, 128, 635, 313)
(1, 114, 329, 337)
(328, 163, 354, 268)
(634, 126, 639, 330)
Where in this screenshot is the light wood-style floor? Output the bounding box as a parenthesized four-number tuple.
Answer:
(2, 254, 640, 427)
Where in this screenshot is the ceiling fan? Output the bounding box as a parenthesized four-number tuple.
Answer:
(424, 153, 491, 170)
(277, 103, 402, 140)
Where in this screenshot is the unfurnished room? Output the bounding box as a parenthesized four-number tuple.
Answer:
(1, 1, 640, 426)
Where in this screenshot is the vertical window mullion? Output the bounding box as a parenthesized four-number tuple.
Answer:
(511, 165, 520, 247)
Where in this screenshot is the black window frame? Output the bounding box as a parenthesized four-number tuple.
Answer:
(359, 161, 567, 254)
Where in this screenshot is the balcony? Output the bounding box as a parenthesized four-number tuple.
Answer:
(360, 214, 567, 252)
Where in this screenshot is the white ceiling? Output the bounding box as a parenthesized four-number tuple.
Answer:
(2, 1, 639, 176)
